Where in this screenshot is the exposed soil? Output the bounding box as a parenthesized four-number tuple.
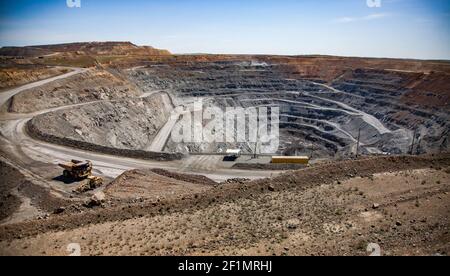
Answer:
(4, 68, 142, 113)
(0, 154, 448, 256)
(0, 66, 68, 90)
(232, 163, 307, 171)
(150, 169, 218, 186)
(0, 160, 23, 221)
(104, 169, 214, 201)
(0, 157, 74, 224)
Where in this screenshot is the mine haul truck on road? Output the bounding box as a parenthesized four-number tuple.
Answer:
(59, 160, 93, 180)
(58, 160, 103, 192)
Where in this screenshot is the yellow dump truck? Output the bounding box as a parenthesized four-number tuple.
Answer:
(59, 160, 93, 180)
(59, 160, 104, 193)
(271, 156, 310, 165)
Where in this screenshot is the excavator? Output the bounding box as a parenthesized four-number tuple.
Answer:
(59, 160, 103, 193)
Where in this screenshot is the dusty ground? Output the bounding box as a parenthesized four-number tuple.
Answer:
(0, 157, 77, 224)
(0, 159, 23, 221)
(0, 155, 448, 256)
(104, 169, 215, 201)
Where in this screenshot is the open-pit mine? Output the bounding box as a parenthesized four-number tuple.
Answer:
(0, 42, 449, 256)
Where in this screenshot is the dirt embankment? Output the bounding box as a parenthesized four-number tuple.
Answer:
(0, 154, 448, 243)
(105, 169, 215, 201)
(0, 66, 69, 90)
(0, 160, 23, 221)
(0, 157, 73, 223)
(25, 120, 183, 162)
(232, 163, 307, 171)
(0, 47, 53, 58)
(150, 169, 218, 186)
(4, 69, 142, 113)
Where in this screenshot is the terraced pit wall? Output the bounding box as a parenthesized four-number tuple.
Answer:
(26, 120, 183, 161)
(126, 60, 449, 157)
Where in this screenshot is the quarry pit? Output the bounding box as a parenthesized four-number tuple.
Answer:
(12, 59, 449, 160)
(0, 42, 449, 256)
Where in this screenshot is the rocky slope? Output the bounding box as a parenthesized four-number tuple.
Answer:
(0, 66, 69, 90)
(3, 69, 142, 113)
(29, 93, 173, 151)
(105, 169, 214, 201)
(126, 59, 450, 157)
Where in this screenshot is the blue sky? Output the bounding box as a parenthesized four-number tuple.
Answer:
(1, 0, 449, 59)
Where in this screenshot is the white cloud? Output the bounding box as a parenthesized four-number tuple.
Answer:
(336, 17, 357, 23)
(364, 13, 389, 20)
(335, 13, 390, 23)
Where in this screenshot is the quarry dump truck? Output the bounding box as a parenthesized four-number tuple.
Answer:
(59, 160, 104, 193)
(59, 160, 93, 180)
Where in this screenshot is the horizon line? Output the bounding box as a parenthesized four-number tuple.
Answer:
(1, 40, 450, 62)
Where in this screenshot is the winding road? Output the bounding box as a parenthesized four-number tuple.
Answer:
(0, 67, 87, 107)
(308, 82, 391, 134)
(0, 68, 276, 183)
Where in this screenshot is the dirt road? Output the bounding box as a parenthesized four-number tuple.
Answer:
(0, 69, 277, 182)
(305, 92, 392, 134)
(146, 93, 178, 152)
(0, 67, 87, 108)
